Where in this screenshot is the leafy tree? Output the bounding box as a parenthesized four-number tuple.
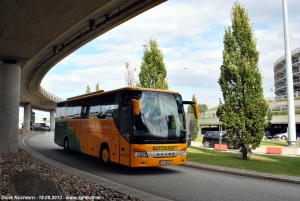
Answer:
(187, 94, 200, 140)
(217, 2, 271, 160)
(138, 38, 168, 89)
(198, 104, 208, 113)
(85, 84, 91, 93)
(96, 82, 100, 91)
(135, 81, 141, 87)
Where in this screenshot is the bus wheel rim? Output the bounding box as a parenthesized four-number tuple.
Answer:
(102, 149, 109, 163)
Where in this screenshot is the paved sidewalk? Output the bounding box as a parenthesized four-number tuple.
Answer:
(186, 141, 300, 185)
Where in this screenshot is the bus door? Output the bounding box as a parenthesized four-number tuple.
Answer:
(67, 119, 81, 151)
(119, 103, 131, 166)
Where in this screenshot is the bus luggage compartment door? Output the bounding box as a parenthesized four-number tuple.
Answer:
(110, 135, 119, 163)
(120, 136, 130, 166)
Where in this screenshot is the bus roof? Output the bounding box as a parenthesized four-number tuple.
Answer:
(66, 87, 180, 102)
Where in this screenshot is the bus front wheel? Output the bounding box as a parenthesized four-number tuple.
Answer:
(101, 146, 110, 166)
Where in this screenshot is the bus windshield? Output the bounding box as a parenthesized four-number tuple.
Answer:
(133, 91, 186, 142)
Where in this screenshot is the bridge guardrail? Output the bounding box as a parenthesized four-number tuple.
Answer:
(39, 86, 64, 103)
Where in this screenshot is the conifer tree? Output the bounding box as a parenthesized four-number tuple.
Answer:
(138, 38, 168, 89)
(96, 82, 100, 91)
(85, 84, 91, 93)
(187, 94, 200, 140)
(217, 2, 271, 160)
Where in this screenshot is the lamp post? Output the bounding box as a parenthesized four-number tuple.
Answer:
(51, 68, 53, 94)
(217, 112, 221, 152)
(184, 68, 187, 100)
(282, 0, 297, 146)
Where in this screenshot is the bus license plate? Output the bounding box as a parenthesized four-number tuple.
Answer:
(160, 160, 172, 164)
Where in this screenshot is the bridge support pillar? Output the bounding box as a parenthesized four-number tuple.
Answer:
(50, 109, 55, 131)
(23, 103, 31, 131)
(0, 62, 21, 153)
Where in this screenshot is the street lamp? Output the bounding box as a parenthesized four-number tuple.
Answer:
(184, 67, 187, 100)
(282, 0, 297, 146)
(216, 111, 221, 152)
(51, 68, 53, 94)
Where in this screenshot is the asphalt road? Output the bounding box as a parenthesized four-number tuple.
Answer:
(25, 132, 300, 201)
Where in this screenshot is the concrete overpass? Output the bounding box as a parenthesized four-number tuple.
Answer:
(199, 115, 300, 126)
(199, 107, 300, 135)
(0, 0, 166, 153)
(199, 99, 300, 129)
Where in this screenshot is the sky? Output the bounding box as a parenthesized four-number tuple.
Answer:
(21, 0, 300, 121)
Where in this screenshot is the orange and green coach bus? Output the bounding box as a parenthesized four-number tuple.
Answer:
(54, 87, 199, 167)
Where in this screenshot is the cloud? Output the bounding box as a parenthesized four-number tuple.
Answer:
(40, 0, 300, 112)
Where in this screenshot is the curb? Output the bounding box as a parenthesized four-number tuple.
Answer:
(184, 162, 300, 185)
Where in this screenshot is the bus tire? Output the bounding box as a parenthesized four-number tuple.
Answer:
(100, 145, 111, 166)
(64, 138, 70, 153)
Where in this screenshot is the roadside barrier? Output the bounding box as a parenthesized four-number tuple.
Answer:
(214, 144, 228, 151)
(266, 147, 282, 154)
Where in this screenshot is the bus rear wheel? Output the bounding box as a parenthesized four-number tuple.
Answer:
(101, 146, 111, 166)
(64, 138, 70, 153)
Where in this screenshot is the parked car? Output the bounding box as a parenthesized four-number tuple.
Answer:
(265, 124, 287, 139)
(202, 131, 231, 148)
(273, 132, 300, 141)
(33, 123, 50, 131)
(273, 132, 288, 140)
(265, 131, 271, 139)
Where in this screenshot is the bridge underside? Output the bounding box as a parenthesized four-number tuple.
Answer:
(0, 0, 166, 112)
(0, 0, 166, 152)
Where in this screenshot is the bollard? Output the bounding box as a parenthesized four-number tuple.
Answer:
(266, 147, 282, 154)
(214, 144, 228, 151)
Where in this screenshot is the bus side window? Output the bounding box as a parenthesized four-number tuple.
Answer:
(89, 105, 99, 119)
(56, 102, 67, 120)
(69, 106, 81, 119)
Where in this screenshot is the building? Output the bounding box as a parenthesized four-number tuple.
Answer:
(274, 47, 300, 99)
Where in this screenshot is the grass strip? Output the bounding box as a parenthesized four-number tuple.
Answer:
(194, 136, 299, 146)
(194, 136, 203, 142)
(187, 147, 300, 177)
(260, 140, 287, 146)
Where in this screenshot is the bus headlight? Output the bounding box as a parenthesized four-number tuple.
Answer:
(181, 147, 187, 156)
(133, 148, 148, 158)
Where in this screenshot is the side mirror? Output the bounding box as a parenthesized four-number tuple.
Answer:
(131, 99, 140, 116)
(182, 101, 200, 119)
(192, 104, 199, 119)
